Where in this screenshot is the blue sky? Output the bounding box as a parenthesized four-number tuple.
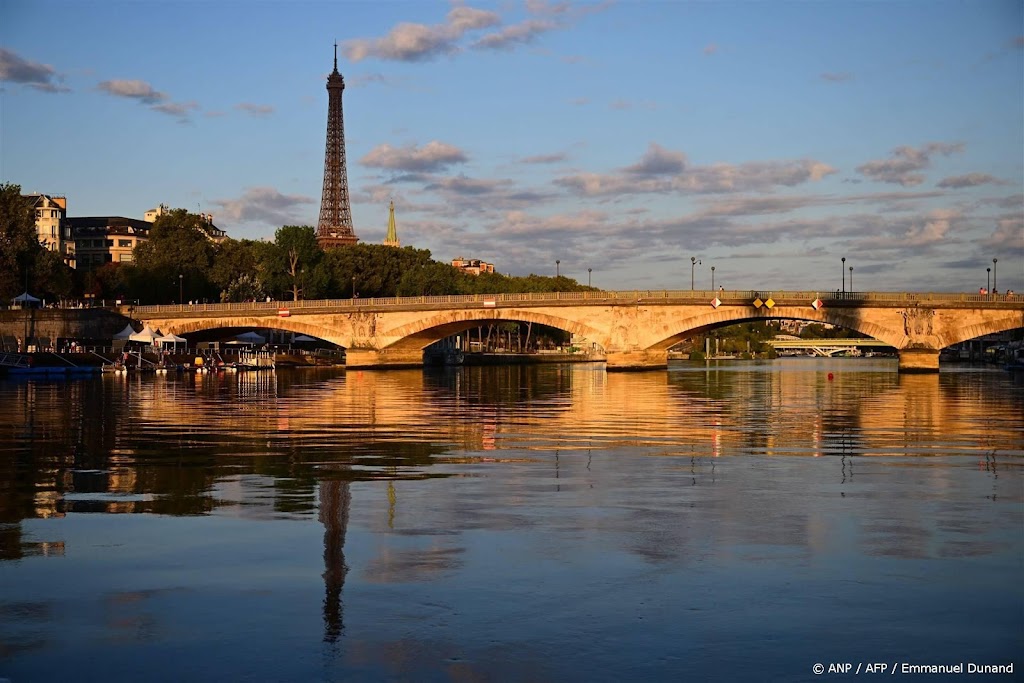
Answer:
(2, 0, 1021, 293)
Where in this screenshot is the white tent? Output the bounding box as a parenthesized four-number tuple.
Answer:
(293, 335, 317, 342)
(129, 325, 162, 344)
(113, 323, 137, 340)
(156, 332, 187, 348)
(234, 331, 266, 344)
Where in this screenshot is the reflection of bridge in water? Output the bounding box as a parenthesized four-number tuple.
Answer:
(767, 338, 895, 357)
(130, 290, 1024, 372)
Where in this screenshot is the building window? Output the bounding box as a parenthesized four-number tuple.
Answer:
(118, 239, 132, 247)
(105, 240, 114, 247)
(119, 254, 133, 263)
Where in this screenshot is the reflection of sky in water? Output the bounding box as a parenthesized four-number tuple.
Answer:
(0, 361, 1021, 680)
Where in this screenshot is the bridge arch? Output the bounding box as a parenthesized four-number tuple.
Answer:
(377, 308, 607, 352)
(640, 307, 905, 352)
(147, 316, 352, 349)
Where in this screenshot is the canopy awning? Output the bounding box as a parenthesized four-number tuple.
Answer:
(113, 323, 137, 340)
(156, 333, 187, 346)
(129, 325, 162, 344)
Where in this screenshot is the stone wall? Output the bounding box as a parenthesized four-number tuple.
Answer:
(0, 308, 132, 346)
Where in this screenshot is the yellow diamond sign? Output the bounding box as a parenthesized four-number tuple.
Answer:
(753, 298, 764, 308)
(765, 298, 775, 309)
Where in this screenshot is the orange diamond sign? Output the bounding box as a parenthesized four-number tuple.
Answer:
(753, 298, 764, 308)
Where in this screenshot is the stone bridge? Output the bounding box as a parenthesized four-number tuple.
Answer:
(126, 290, 1024, 372)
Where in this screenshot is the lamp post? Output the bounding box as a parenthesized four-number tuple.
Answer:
(352, 275, 357, 299)
(711, 265, 716, 291)
(588, 268, 592, 287)
(690, 256, 700, 290)
(179, 273, 183, 304)
(556, 259, 560, 278)
(987, 267, 991, 293)
(841, 257, 846, 293)
(993, 258, 998, 292)
(849, 266, 853, 292)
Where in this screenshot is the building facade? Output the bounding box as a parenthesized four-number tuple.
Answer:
(24, 193, 75, 267)
(451, 257, 495, 275)
(68, 217, 151, 270)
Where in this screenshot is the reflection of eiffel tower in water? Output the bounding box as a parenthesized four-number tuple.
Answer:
(318, 480, 350, 643)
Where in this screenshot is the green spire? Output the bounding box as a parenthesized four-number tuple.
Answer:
(384, 200, 400, 247)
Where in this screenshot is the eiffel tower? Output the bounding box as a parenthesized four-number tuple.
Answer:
(317, 44, 358, 249)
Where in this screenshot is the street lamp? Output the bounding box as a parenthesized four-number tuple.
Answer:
(987, 267, 991, 293)
(849, 266, 853, 292)
(993, 258, 998, 292)
(352, 275, 357, 299)
(588, 268, 592, 287)
(711, 265, 716, 290)
(690, 256, 701, 290)
(841, 257, 846, 294)
(179, 273, 183, 303)
(556, 259, 560, 278)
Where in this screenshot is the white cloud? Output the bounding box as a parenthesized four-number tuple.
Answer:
(936, 173, 1001, 188)
(235, 102, 274, 117)
(344, 6, 500, 62)
(97, 79, 167, 104)
(473, 19, 556, 50)
(212, 186, 315, 226)
(0, 48, 69, 93)
(361, 141, 468, 172)
(624, 143, 687, 176)
(856, 142, 963, 186)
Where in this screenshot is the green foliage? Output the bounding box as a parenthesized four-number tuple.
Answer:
(221, 273, 266, 303)
(0, 183, 78, 301)
(689, 350, 706, 361)
(131, 208, 218, 302)
(209, 238, 259, 293)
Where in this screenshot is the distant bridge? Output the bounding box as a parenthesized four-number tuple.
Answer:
(766, 338, 894, 357)
(126, 290, 1024, 373)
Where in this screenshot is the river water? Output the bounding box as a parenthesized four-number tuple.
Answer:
(1, 359, 1021, 682)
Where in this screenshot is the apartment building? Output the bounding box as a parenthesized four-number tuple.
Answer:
(24, 193, 75, 267)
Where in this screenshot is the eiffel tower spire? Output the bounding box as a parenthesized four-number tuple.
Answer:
(317, 44, 358, 249)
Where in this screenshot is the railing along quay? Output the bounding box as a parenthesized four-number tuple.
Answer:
(127, 290, 1023, 316)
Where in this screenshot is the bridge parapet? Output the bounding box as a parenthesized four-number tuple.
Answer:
(126, 290, 1024, 318)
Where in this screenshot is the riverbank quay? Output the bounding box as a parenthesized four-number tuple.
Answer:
(0, 307, 131, 352)
(0, 347, 343, 377)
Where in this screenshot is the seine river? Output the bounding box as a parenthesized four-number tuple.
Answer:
(1, 360, 1021, 682)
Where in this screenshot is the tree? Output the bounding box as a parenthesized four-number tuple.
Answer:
(221, 273, 266, 303)
(132, 208, 218, 303)
(209, 238, 260, 296)
(0, 183, 44, 298)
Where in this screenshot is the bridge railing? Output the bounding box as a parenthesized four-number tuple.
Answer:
(127, 289, 1021, 315)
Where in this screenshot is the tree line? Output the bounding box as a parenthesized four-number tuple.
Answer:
(1, 185, 592, 305)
